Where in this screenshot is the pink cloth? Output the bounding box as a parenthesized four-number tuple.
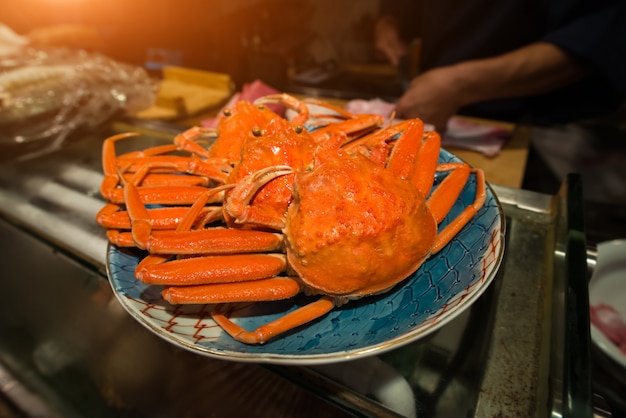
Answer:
(344, 98, 396, 119)
(591, 302, 626, 356)
(443, 116, 511, 158)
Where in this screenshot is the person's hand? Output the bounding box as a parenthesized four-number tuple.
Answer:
(394, 67, 465, 132)
(374, 15, 408, 67)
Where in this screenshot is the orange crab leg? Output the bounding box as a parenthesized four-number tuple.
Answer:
(122, 161, 206, 186)
(298, 99, 367, 130)
(174, 186, 229, 232)
(106, 230, 132, 246)
(106, 228, 283, 253)
(122, 182, 152, 248)
(211, 296, 336, 344)
(102, 127, 229, 184)
(117, 127, 216, 160)
(386, 119, 425, 181)
(96, 203, 125, 227)
(115, 155, 229, 182)
(427, 163, 471, 223)
(104, 185, 224, 206)
(102, 151, 229, 205)
(102, 132, 141, 175)
(410, 131, 441, 197)
(172, 126, 216, 158)
(224, 165, 293, 229)
(97, 203, 221, 230)
(101, 132, 141, 199)
(140, 228, 284, 254)
(383, 125, 441, 196)
(303, 98, 358, 119)
(136, 253, 287, 285)
(385, 123, 485, 253)
(396, 131, 441, 197)
(123, 178, 229, 249)
(341, 119, 415, 165)
(254, 93, 310, 126)
(117, 181, 282, 253)
(349, 119, 437, 188)
(101, 164, 223, 209)
(101, 131, 224, 198)
(311, 113, 384, 145)
(119, 143, 179, 159)
(302, 98, 390, 133)
(120, 172, 211, 187)
(162, 277, 302, 306)
(428, 165, 486, 253)
(124, 171, 204, 248)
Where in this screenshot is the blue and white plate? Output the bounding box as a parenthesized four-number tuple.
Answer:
(107, 148, 505, 365)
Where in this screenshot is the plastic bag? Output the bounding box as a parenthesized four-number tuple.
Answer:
(0, 46, 157, 160)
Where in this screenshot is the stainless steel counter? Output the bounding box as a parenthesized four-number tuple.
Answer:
(0, 120, 593, 417)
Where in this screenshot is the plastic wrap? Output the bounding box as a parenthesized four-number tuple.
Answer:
(0, 46, 157, 160)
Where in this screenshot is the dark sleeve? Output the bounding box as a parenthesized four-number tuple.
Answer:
(378, 0, 422, 41)
(542, 1, 626, 97)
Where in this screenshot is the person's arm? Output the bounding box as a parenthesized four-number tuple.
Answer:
(395, 42, 590, 130)
(374, 0, 421, 67)
(448, 42, 589, 106)
(374, 15, 408, 67)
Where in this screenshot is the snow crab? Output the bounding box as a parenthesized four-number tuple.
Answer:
(97, 94, 485, 345)
(98, 93, 384, 250)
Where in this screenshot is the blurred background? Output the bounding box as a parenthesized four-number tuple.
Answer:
(1, 0, 624, 243)
(0, 0, 392, 96)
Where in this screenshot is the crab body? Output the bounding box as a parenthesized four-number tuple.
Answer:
(285, 145, 436, 299)
(222, 115, 316, 230)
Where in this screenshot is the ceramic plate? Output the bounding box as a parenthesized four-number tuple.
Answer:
(107, 149, 505, 365)
(589, 239, 626, 370)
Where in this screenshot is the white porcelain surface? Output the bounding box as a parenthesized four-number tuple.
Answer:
(589, 239, 626, 369)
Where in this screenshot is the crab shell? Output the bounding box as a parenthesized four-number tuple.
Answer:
(284, 146, 437, 299)
(222, 114, 316, 229)
(207, 101, 279, 163)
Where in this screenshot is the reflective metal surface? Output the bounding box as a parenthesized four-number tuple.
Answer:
(0, 120, 594, 417)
